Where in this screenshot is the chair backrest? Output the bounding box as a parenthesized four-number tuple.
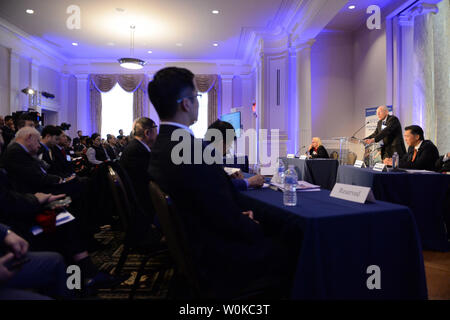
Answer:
(105, 165, 132, 233)
(347, 151, 357, 165)
(148, 181, 203, 297)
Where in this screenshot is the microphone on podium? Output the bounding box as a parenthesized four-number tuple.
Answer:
(295, 146, 306, 157)
(351, 121, 370, 139)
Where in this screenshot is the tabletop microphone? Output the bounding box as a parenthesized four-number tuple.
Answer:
(295, 146, 306, 157)
(351, 121, 370, 139)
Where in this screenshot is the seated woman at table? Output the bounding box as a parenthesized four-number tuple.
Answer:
(307, 137, 329, 159)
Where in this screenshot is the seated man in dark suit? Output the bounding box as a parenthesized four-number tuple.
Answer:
(120, 117, 158, 227)
(147, 67, 296, 298)
(52, 131, 75, 178)
(205, 120, 264, 191)
(105, 134, 120, 161)
(364, 105, 406, 159)
(435, 152, 450, 173)
(385, 125, 439, 171)
(37, 125, 61, 175)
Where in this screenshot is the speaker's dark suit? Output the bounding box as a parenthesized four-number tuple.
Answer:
(148, 124, 290, 298)
(120, 138, 155, 224)
(364, 115, 406, 159)
(399, 140, 439, 171)
(1, 142, 61, 193)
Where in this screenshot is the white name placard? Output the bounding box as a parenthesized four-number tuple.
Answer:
(330, 183, 376, 204)
(373, 163, 387, 172)
(287, 154, 295, 159)
(299, 155, 307, 160)
(354, 160, 365, 168)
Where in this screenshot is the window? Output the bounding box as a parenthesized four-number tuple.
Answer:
(101, 84, 133, 138)
(190, 92, 208, 138)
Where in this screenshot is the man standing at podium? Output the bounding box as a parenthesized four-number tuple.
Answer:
(363, 105, 406, 159)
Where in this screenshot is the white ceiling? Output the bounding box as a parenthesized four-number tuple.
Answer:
(0, 0, 283, 61)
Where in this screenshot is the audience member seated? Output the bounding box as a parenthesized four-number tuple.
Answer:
(435, 152, 450, 173)
(0, 172, 124, 292)
(37, 125, 61, 174)
(120, 117, 158, 227)
(147, 67, 297, 298)
(307, 137, 329, 159)
(73, 130, 83, 147)
(0, 223, 70, 300)
(205, 120, 264, 191)
(117, 129, 124, 141)
(52, 131, 75, 178)
(384, 125, 439, 171)
(1, 116, 15, 150)
(86, 133, 110, 165)
(105, 134, 120, 160)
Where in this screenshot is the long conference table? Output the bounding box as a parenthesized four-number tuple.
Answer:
(237, 179, 428, 299)
(337, 166, 450, 252)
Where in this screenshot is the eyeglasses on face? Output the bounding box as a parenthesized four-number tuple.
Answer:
(176, 93, 202, 103)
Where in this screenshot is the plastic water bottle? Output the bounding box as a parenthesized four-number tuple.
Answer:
(283, 165, 298, 206)
(392, 152, 399, 169)
(277, 159, 285, 184)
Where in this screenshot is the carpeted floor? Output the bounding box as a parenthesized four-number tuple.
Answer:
(90, 229, 174, 300)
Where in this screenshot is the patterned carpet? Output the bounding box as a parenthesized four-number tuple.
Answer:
(90, 229, 174, 300)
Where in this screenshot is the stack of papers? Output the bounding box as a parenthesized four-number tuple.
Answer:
(404, 169, 436, 174)
(270, 180, 320, 192)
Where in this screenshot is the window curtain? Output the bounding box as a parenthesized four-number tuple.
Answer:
(89, 74, 147, 133)
(194, 75, 219, 126)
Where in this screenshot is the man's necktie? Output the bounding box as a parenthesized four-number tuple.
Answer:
(61, 148, 66, 157)
(412, 149, 418, 162)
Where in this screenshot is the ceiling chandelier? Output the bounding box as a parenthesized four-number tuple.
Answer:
(118, 25, 146, 70)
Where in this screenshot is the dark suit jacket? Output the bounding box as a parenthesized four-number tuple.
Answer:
(148, 124, 285, 298)
(1, 142, 61, 193)
(365, 115, 406, 159)
(120, 138, 154, 223)
(308, 145, 329, 159)
(52, 146, 74, 178)
(399, 140, 439, 171)
(435, 155, 450, 173)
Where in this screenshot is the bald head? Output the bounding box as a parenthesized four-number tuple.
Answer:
(376, 105, 389, 120)
(15, 126, 41, 155)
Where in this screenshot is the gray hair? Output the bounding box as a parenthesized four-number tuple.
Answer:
(378, 105, 389, 113)
(15, 126, 40, 139)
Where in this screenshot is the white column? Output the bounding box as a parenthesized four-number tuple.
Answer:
(75, 74, 89, 135)
(9, 49, 21, 113)
(296, 39, 315, 154)
(288, 45, 298, 154)
(30, 60, 41, 113)
(221, 74, 234, 116)
(59, 73, 70, 128)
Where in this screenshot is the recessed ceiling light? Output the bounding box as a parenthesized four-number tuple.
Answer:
(176, 43, 183, 47)
(212, 10, 219, 14)
(147, 50, 153, 54)
(213, 43, 219, 47)
(107, 42, 115, 46)
(348, 5, 356, 10)
(26, 9, 34, 14)
(116, 8, 125, 12)
(72, 42, 78, 46)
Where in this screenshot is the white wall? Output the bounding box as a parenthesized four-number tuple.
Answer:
(352, 21, 387, 136)
(311, 31, 354, 139)
(0, 45, 9, 116)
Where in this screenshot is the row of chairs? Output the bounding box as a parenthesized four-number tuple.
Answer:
(104, 164, 277, 299)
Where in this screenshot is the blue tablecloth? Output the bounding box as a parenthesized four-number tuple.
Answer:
(237, 187, 427, 299)
(337, 165, 450, 251)
(281, 158, 339, 190)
